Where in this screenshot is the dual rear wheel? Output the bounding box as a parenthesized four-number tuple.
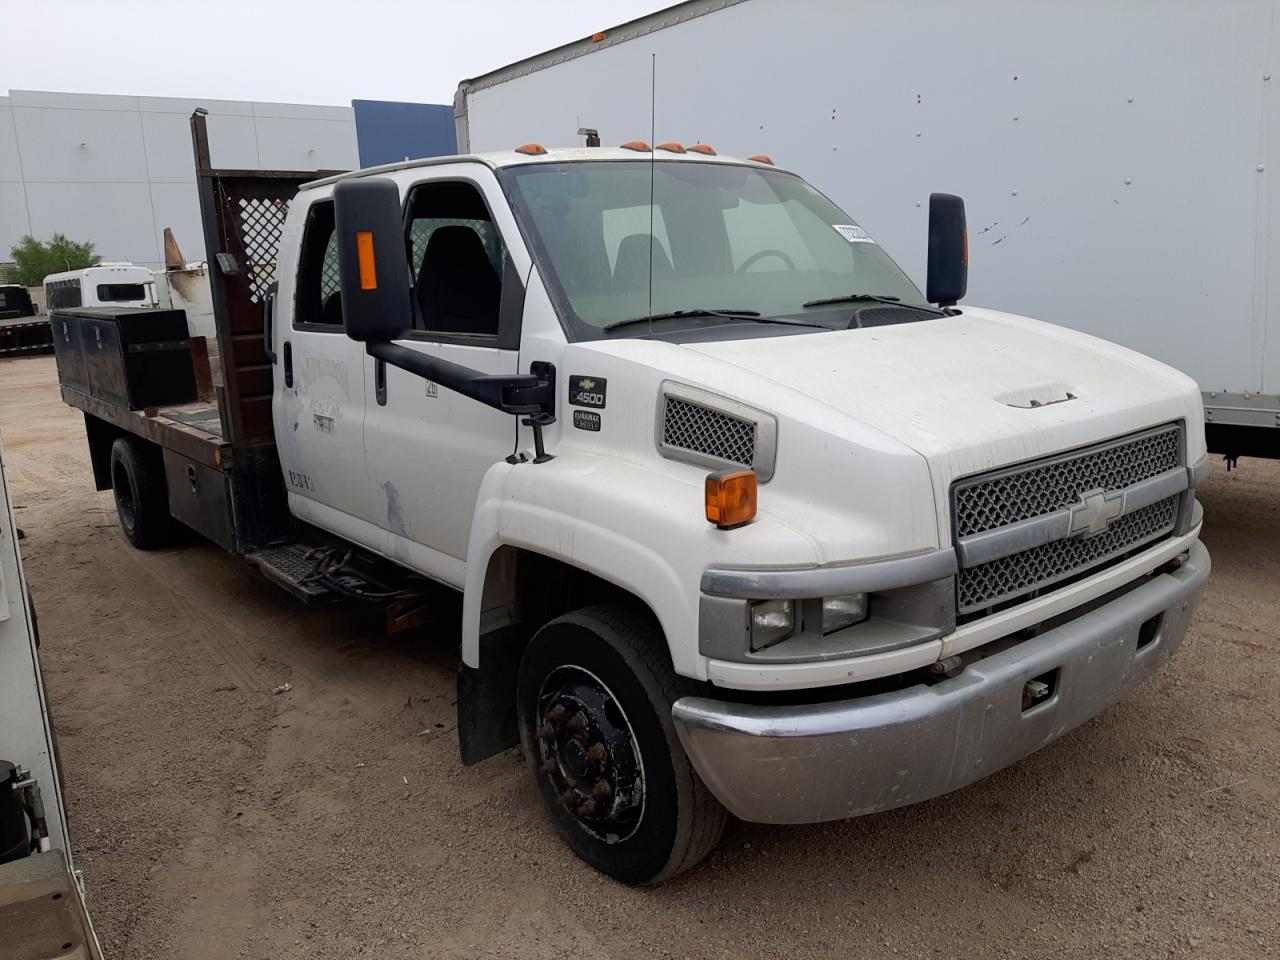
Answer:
(108, 437, 172, 550)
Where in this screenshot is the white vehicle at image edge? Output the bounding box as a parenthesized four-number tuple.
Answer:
(276, 147, 1208, 883)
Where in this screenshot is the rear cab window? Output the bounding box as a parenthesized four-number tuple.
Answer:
(293, 200, 343, 330)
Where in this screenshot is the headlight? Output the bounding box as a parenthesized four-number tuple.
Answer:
(822, 593, 868, 634)
(750, 599, 795, 650)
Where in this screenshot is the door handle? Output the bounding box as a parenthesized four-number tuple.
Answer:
(263, 281, 278, 363)
(375, 358, 387, 406)
(283, 341, 293, 388)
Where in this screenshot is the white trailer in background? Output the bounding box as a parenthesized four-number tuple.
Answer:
(456, 0, 1280, 461)
(0, 433, 103, 957)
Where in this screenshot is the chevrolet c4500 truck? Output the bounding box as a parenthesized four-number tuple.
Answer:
(55, 115, 1210, 884)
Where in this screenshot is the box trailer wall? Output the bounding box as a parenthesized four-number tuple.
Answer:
(458, 0, 1280, 405)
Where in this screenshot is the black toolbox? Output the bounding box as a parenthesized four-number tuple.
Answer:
(50, 307, 196, 409)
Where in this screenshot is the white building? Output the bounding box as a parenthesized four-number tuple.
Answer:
(0, 89, 359, 271)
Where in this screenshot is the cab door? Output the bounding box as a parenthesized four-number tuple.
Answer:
(360, 170, 528, 587)
(272, 194, 374, 542)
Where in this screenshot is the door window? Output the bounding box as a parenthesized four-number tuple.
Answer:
(404, 181, 509, 341)
(293, 200, 343, 329)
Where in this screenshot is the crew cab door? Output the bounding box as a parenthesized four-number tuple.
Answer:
(360, 170, 528, 586)
(272, 193, 374, 538)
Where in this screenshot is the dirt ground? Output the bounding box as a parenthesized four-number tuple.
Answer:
(1, 353, 1277, 960)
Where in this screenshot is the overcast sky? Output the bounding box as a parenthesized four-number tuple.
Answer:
(1, 0, 671, 106)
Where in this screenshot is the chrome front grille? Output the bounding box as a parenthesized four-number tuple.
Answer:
(953, 424, 1185, 616)
(957, 496, 1180, 612)
(661, 396, 756, 468)
(954, 426, 1181, 537)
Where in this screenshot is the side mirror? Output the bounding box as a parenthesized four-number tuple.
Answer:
(334, 178, 411, 342)
(926, 192, 967, 308)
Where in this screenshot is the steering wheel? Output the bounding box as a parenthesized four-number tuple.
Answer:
(736, 248, 796, 273)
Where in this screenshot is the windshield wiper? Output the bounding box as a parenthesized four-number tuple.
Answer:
(803, 293, 948, 317)
(802, 293, 905, 308)
(604, 308, 759, 331)
(605, 308, 828, 333)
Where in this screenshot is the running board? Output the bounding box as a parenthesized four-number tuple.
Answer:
(246, 542, 441, 633)
(245, 543, 360, 603)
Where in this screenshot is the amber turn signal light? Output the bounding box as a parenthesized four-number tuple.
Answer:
(705, 469, 757, 529)
(356, 231, 378, 290)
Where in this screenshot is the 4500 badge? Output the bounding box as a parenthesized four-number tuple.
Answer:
(568, 375, 607, 408)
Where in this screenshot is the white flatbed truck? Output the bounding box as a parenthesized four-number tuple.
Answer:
(56, 110, 1209, 884)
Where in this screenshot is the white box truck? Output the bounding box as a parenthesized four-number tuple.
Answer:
(59, 111, 1209, 884)
(455, 0, 1280, 462)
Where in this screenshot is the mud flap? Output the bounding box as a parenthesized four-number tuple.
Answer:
(456, 626, 527, 765)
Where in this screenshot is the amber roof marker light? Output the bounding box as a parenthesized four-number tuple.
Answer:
(515, 143, 548, 156)
(688, 144, 717, 156)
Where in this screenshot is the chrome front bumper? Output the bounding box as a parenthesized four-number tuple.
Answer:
(672, 540, 1210, 824)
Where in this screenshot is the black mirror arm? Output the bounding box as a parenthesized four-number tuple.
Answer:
(367, 341, 554, 416)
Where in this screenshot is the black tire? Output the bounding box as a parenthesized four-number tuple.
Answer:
(517, 604, 727, 885)
(109, 437, 171, 550)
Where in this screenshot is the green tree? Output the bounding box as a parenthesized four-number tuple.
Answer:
(7, 234, 101, 287)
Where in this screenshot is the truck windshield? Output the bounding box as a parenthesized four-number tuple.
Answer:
(500, 160, 926, 338)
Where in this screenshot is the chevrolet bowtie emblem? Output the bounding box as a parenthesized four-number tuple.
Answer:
(1068, 489, 1123, 538)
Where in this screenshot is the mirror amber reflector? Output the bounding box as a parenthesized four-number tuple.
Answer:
(356, 231, 378, 290)
(515, 143, 548, 155)
(705, 469, 757, 529)
(621, 140, 651, 151)
(748, 154, 774, 165)
(592, 31, 608, 42)
(688, 144, 717, 155)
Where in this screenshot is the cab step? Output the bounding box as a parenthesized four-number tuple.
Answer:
(246, 542, 379, 603)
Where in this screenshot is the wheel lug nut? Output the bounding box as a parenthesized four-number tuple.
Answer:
(546, 704, 567, 724)
(537, 723, 555, 741)
(576, 798, 597, 817)
(591, 780, 611, 800)
(559, 789, 577, 807)
(566, 713, 587, 733)
(586, 742, 607, 763)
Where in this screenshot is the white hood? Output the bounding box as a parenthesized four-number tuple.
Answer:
(681, 307, 1205, 505)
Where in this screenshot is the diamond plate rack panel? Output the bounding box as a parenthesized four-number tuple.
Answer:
(236, 196, 291, 304)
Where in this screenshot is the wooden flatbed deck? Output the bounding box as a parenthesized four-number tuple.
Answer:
(59, 385, 231, 470)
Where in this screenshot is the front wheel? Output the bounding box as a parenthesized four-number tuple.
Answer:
(516, 605, 727, 885)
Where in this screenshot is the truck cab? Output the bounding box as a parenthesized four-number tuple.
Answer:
(262, 145, 1209, 883)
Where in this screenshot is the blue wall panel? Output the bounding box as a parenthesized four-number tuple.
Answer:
(352, 100, 457, 168)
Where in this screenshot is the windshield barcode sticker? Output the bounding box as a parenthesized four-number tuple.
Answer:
(833, 224, 875, 243)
